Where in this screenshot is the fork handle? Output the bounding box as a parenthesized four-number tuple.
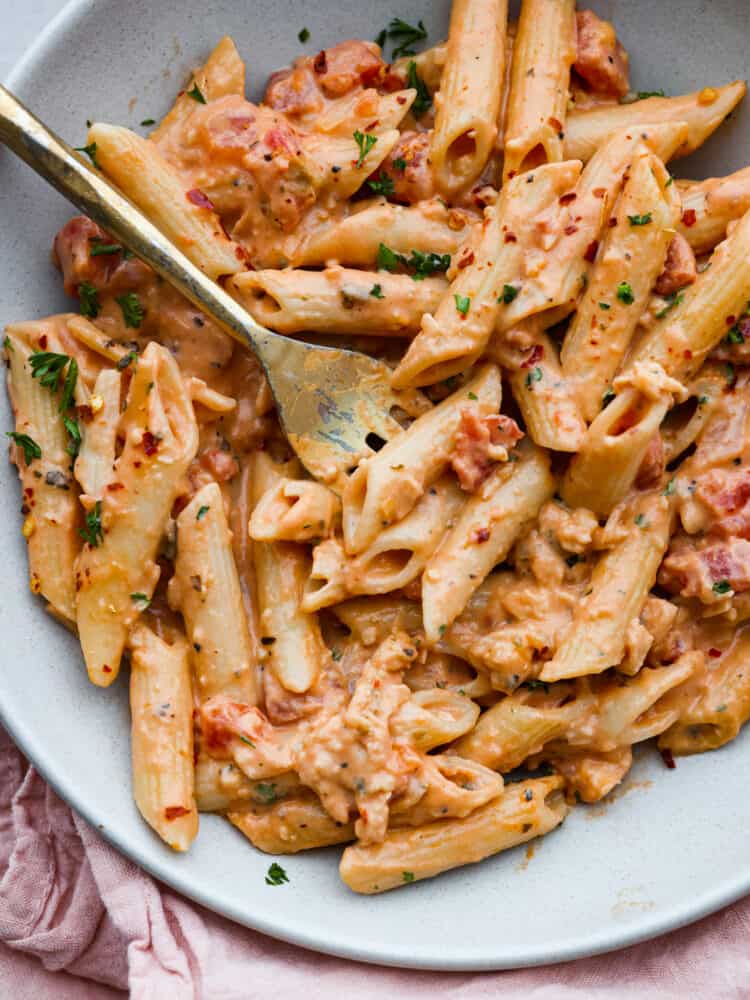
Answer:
(0, 84, 288, 371)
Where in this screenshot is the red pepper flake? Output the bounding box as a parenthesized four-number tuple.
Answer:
(660, 747, 676, 769)
(313, 50, 327, 73)
(608, 217, 617, 228)
(564, 224, 579, 235)
(548, 117, 563, 131)
(708, 647, 723, 658)
(102, 665, 112, 674)
(593, 187, 606, 198)
(133, 460, 142, 469)
(364, 120, 379, 132)
(682, 208, 697, 227)
(726, 315, 737, 326)
(39, 334, 48, 349)
(504, 233, 517, 243)
(396, 95, 406, 105)
(583, 240, 599, 263)
(165, 805, 191, 821)
(521, 343, 545, 368)
(142, 431, 160, 456)
(186, 188, 215, 211)
(683, 349, 693, 360)
(106, 481, 125, 491)
(457, 251, 475, 269)
(474, 527, 491, 543)
(559, 192, 577, 205)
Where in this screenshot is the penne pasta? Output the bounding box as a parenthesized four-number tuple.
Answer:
(676, 167, 750, 254)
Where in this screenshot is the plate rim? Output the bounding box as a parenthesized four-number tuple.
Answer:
(2, 0, 750, 971)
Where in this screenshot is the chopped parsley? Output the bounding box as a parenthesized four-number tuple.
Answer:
(599, 301, 611, 310)
(140, 118, 156, 127)
(60, 358, 78, 412)
(89, 240, 124, 257)
(130, 592, 151, 609)
(6, 431, 41, 465)
(115, 293, 144, 328)
(663, 478, 676, 496)
(29, 351, 70, 392)
(525, 366, 543, 389)
(725, 362, 737, 387)
(627, 213, 653, 226)
(406, 60, 432, 117)
(524, 679, 550, 692)
(196, 505, 210, 521)
(367, 173, 395, 196)
(370, 283, 384, 299)
(438, 624, 447, 637)
(656, 290, 685, 319)
(712, 580, 732, 595)
(298, 27, 310, 42)
(186, 82, 206, 104)
(376, 242, 400, 272)
(375, 243, 450, 279)
(116, 351, 138, 371)
(392, 157, 407, 172)
(637, 89, 666, 99)
(265, 862, 289, 886)
(726, 324, 745, 344)
(379, 17, 428, 59)
(78, 281, 100, 319)
(499, 284, 519, 304)
(255, 783, 278, 803)
(402, 870, 416, 883)
(80, 500, 104, 547)
(454, 294, 471, 316)
(467, 391, 478, 400)
(616, 281, 634, 305)
(665, 176, 674, 187)
(634, 513, 647, 528)
(74, 142, 100, 168)
(353, 130, 377, 168)
(63, 415, 81, 457)
(602, 388, 615, 406)
(239, 735, 256, 748)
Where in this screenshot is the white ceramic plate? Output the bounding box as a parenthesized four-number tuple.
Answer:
(1, 0, 749, 971)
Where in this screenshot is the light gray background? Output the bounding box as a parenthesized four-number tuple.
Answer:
(1, 2, 64, 79)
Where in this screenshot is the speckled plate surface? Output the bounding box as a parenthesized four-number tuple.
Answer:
(0, 0, 749, 971)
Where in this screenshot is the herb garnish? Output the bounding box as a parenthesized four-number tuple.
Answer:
(499, 284, 519, 304)
(616, 281, 634, 305)
(370, 283, 384, 299)
(406, 60, 432, 117)
(116, 293, 144, 328)
(265, 862, 289, 886)
(525, 366, 543, 389)
(78, 281, 100, 319)
(392, 157, 407, 172)
(255, 783, 278, 803)
(6, 431, 41, 465)
(379, 17, 428, 59)
(74, 143, 100, 168)
(298, 27, 310, 42)
(353, 130, 377, 168)
(196, 505, 210, 521)
(627, 213, 653, 226)
(367, 174, 395, 196)
(80, 500, 104, 547)
(655, 290, 684, 319)
(130, 592, 151, 609)
(186, 82, 206, 104)
(454, 294, 470, 316)
(63, 415, 81, 457)
(712, 580, 732, 595)
(402, 870, 415, 883)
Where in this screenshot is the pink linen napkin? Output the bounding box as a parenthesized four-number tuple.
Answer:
(0, 724, 748, 1000)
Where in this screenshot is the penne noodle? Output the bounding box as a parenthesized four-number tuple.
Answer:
(561, 150, 681, 421)
(343, 364, 502, 555)
(87, 123, 243, 279)
(76, 343, 199, 686)
(392, 160, 582, 388)
(563, 82, 746, 163)
(229, 794, 356, 854)
(128, 625, 198, 852)
(339, 776, 569, 893)
(421, 441, 554, 642)
(392, 42, 448, 93)
(676, 166, 750, 254)
(168, 482, 258, 703)
(249, 477, 340, 543)
(228, 266, 446, 337)
(74, 368, 121, 500)
(431, 0, 508, 195)
(391, 690, 480, 750)
(502, 0, 576, 182)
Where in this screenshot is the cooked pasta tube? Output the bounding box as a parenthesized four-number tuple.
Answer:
(561, 369, 680, 516)
(304, 476, 464, 610)
(252, 452, 328, 693)
(150, 36, 246, 143)
(339, 776, 569, 893)
(4, 324, 80, 622)
(561, 151, 681, 421)
(540, 492, 672, 682)
(545, 746, 632, 804)
(500, 122, 689, 328)
(294, 199, 473, 268)
(422, 442, 555, 642)
(128, 625, 198, 852)
(676, 166, 750, 253)
(392, 42, 448, 93)
(76, 343, 199, 686)
(431, 0, 508, 196)
(342, 364, 500, 554)
(74, 368, 121, 500)
(314, 89, 416, 137)
(390, 755, 504, 827)
(308, 129, 402, 200)
(659, 629, 750, 755)
(563, 82, 746, 164)
(333, 595, 425, 646)
(390, 689, 480, 750)
(502, 0, 576, 182)
(228, 266, 446, 337)
(626, 204, 750, 383)
(87, 123, 243, 280)
(194, 755, 255, 813)
(168, 483, 257, 704)
(66, 314, 131, 365)
(508, 329, 586, 452)
(249, 478, 339, 543)
(392, 160, 582, 388)
(229, 794, 356, 854)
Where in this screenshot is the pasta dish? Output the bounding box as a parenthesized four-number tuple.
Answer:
(6, 0, 750, 894)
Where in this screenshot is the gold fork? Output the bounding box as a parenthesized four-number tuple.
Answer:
(0, 85, 427, 491)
